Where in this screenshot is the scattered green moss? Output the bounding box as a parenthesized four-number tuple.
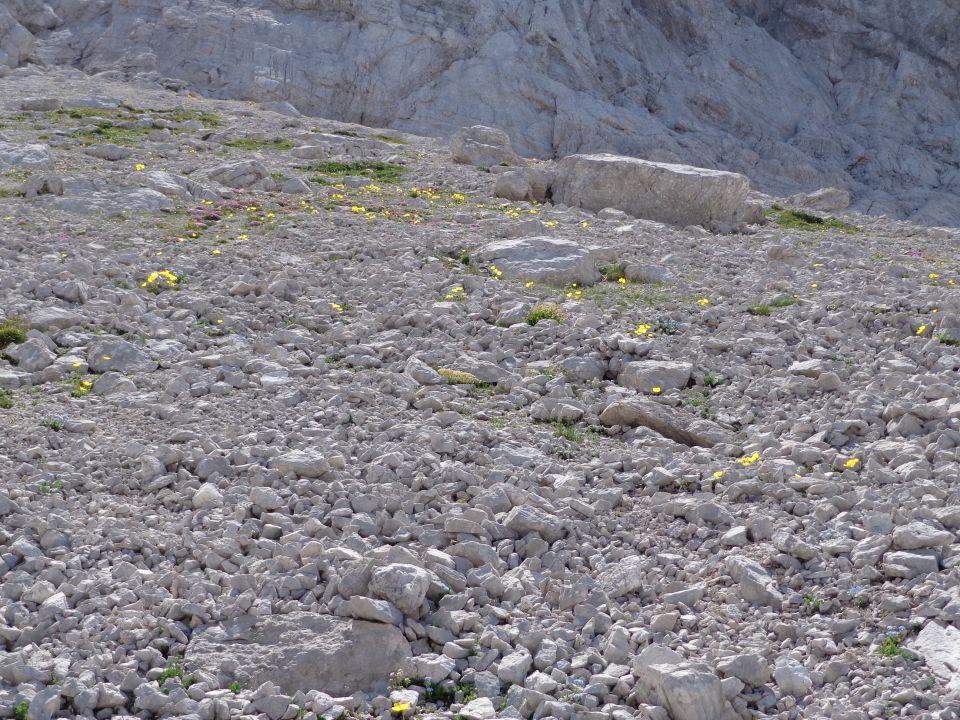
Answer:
(937, 334, 960, 347)
(41, 418, 64, 432)
(526, 302, 565, 326)
(0, 316, 28, 349)
(0, 389, 12, 410)
(13, 702, 28, 720)
(769, 207, 859, 233)
(307, 160, 405, 183)
(748, 304, 771, 316)
(225, 138, 295, 151)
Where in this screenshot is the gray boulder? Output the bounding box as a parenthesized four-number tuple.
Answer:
(618, 360, 693, 392)
(907, 622, 960, 694)
(600, 397, 731, 447)
(369, 563, 431, 616)
(5, 338, 55, 372)
(635, 659, 737, 720)
(185, 613, 410, 695)
(785, 187, 851, 211)
(86, 338, 157, 374)
(206, 160, 272, 189)
(474, 236, 601, 286)
(0, 6, 33, 69)
(450, 125, 521, 167)
(551, 154, 759, 230)
(725, 555, 784, 608)
(0, 142, 53, 171)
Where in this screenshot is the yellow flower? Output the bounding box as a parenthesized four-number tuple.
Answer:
(102, 356, 111, 361)
(216, 319, 223, 324)
(651, 387, 662, 395)
(929, 273, 939, 279)
(713, 470, 724, 479)
(635, 324, 652, 336)
(72, 362, 81, 368)
(813, 262, 824, 267)
(134, 163, 146, 171)
(916, 325, 926, 335)
(617, 277, 626, 284)
(451, 286, 463, 293)
(811, 283, 818, 288)
(525, 281, 535, 288)
(212, 249, 221, 255)
(738, 451, 761, 467)
(697, 298, 710, 306)
(529, 209, 538, 214)
(932, 308, 939, 313)
(580, 222, 590, 228)
(949, 279, 956, 286)
(331, 303, 343, 312)
(391, 702, 411, 714)
(843, 458, 860, 469)
(451, 193, 466, 202)
(236, 234, 248, 240)
(81, 380, 92, 387)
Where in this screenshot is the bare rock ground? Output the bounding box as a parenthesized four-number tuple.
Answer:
(1, 69, 960, 720)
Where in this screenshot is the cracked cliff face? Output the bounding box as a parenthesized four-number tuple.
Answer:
(5, 0, 960, 225)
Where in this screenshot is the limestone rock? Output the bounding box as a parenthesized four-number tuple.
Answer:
(907, 622, 960, 694)
(551, 154, 756, 229)
(725, 555, 783, 608)
(786, 187, 851, 211)
(86, 338, 157, 374)
(450, 125, 521, 167)
(0, 141, 53, 171)
(618, 360, 693, 392)
(185, 613, 410, 695)
(0, 6, 33, 69)
(600, 397, 731, 447)
(473, 236, 600, 286)
(369, 563, 431, 616)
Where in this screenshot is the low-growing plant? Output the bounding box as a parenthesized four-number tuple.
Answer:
(771, 296, 799, 308)
(0, 388, 12, 409)
(598, 263, 626, 281)
(158, 655, 193, 688)
(12, 702, 28, 720)
(225, 137, 295, 151)
(703, 372, 724, 388)
(769, 207, 859, 234)
(526, 302, 565, 326)
(803, 594, 822, 612)
(41, 417, 64, 432)
(748, 304, 771, 316)
(552, 419, 582, 443)
(437, 368, 483, 385)
(937, 334, 960, 347)
(0, 316, 28, 349)
(878, 626, 910, 659)
(308, 160, 405, 183)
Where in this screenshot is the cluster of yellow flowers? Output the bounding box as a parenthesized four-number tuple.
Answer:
(738, 451, 761, 467)
(141, 270, 179, 288)
(444, 286, 465, 300)
(489, 265, 503, 279)
(331, 303, 344, 312)
(635, 323, 652, 336)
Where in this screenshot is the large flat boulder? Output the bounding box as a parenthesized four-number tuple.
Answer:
(185, 613, 411, 695)
(450, 125, 521, 167)
(473, 236, 600, 286)
(0, 142, 53, 171)
(600, 397, 730, 447)
(551, 153, 758, 229)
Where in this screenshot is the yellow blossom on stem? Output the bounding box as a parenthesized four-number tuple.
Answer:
(916, 325, 926, 335)
(738, 451, 761, 467)
(843, 458, 860, 469)
(134, 163, 146, 171)
(618, 277, 626, 284)
(651, 386, 662, 395)
(713, 470, 725, 479)
(697, 298, 710, 306)
(391, 702, 411, 714)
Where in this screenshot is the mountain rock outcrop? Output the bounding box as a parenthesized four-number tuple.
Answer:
(4, 0, 959, 225)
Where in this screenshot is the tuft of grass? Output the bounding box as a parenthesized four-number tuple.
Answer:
(748, 304, 771, 316)
(41, 418, 64, 432)
(771, 296, 799, 308)
(878, 634, 910, 659)
(937, 334, 960, 347)
(703, 372, 724, 388)
(307, 160, 405, 184)
(0, 316, 28, 349)
(526, 302, 565, 326)
(13, 702, 28, 720)
(437, 368, 483, 385)
(158, 655, 193, 688)
(769, 207, 859, 234)
(597, 263, 626, 282)
(225, 138, 295, 151)
(228, 681, 242, 695)
(0, 389, 12, 409)
(552, 420, 582, 443)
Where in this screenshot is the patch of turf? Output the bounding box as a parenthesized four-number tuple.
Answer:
(307, 160, 405, 183)
(769, 206, 859, 233)
(225, 138, 295, 151)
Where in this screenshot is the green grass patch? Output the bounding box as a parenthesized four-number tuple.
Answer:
(578, 281, 679, 309)
(552, 420, 582, 443)
(225, 138, 295, 151)
(747, 304, 771, 316)
(937, 334, 960, 347)
(0, 389, 12, 409)
(769, 206, 859, 233)
(703, 372, 724, 388)
(526, 302, 565, 326)
(75, 123, 149, 146)
(307, 160, 405, 184)
(0, 316, 28, 349)
(771, 296, 799, 308)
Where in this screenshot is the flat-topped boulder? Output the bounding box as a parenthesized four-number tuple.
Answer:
(551, 153, 761, 230)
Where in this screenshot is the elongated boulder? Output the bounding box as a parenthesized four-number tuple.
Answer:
(185, 613, 411, 695)
(600, 397, 730, 447)
(551, 154, 759, 229)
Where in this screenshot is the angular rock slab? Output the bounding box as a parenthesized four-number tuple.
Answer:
(600, 397, 730, 447)
(908, 622, 960, 693)
(551, 154, 755, 229)
(450, 125, 521, 167)
(185, 613, 411, 695)
(473, 236, 600, 286)
(618, 360, 693, 392)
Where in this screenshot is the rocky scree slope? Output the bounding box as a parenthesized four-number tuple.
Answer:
(2, 69, 960, 720)
(2, 0, 960, 226)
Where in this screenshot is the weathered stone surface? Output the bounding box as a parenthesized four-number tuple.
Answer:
(369, 563, 431, 616)
(450, 125, 520, 167)
(0, 6, 33, 69)
(907, 622, 960, 693)
(185, 613, 410, 695)
(87, 338, 157, 374)
(474, 236, 600, 286)
(551, 154, 756, 229)
(725, 555, 784, 607)
(0, 141, 53, 171)
(786, 187, 852, 211)
(269, 450, 329, 478)
(635, 661, 735, 720)
(618, 360, 693, 392)
(600, 397, 731, 447)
